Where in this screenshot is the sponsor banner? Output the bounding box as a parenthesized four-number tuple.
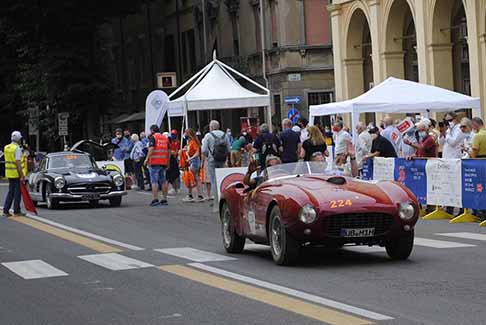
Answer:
(426, 159, 462, 208)
(396, 118, 414, 134)
(394, 158, 427, 205)
(361, 159, 373, 180)
(145, 90, 169, 134)
(373, 157, 395, 181)
(461, 159, 486, 210)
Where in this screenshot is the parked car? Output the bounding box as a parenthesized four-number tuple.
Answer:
(28, 150, 126, 209)
(219, 162, 419, 265)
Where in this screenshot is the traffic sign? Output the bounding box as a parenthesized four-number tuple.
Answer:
(287, 108, 300, 124)
(58, 112, 69, 136)
(284, 96, 301, 105)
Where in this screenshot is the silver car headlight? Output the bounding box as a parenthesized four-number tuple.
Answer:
(299, 205, 317, 224)
(54, 177, 65, 189)
(399, 202, 415, 221)
(113, 174, 124, 187)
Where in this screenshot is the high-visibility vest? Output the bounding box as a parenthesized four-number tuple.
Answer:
(21, 152, 28, 177)
(4, 143, 20, 179)
(149, 133, 169, 166)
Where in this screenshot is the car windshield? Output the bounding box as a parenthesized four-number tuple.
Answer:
(48, 154, 96, 170)
(264, 161, 348, 180)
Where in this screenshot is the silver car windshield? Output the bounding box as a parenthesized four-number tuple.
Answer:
(48, 155, 96, 170)
(264, 162, 346, 180)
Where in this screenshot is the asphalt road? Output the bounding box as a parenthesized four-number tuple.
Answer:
(1, 184, 486, 325)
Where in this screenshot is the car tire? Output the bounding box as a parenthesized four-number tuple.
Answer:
(220, 202, 245, 253)
(269, 206, 300, 266)
(109, 197, 122, 207)
(45, 186, 59, 210)
(385, 230, 414, 260)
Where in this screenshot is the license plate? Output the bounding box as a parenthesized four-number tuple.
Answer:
(83, 193, 100, 200)
(340, 228, 375, 237)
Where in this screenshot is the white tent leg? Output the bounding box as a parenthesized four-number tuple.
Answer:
(168, 116, 172, 131)
(351, 110, 359, 145)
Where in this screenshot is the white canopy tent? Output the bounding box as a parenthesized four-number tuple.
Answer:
(168, 54, 271, 130)
(309, 77, 481, 142)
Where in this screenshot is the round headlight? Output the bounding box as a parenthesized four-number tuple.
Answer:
(399, 202, 415, 221)
(299, 205, 317, 224)
(113, 174, 124, 187)
(54, 177, 65, 189)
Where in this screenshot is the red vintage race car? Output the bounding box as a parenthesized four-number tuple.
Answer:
(219, 162, 419, 265)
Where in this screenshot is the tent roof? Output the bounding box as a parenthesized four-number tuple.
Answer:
(310, 77, 481, 117)
(168, 59, 270, 111)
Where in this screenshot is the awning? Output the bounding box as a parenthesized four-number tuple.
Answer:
(117, 111, 145, 123)
(108, 114, 130, 124)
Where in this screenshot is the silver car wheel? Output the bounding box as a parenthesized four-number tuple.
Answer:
(222, 208, 232, 247)
(271, 215, 282, 258)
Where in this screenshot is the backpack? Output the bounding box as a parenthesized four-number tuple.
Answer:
(260, 135, 279, 166)
(210, 132, 229, 162)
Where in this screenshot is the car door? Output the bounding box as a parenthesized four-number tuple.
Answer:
(29, 158, 47, 200)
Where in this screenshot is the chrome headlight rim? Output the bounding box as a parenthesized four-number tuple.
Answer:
(299, 204, 317, 224)
(399, 202, 416, 221)
(54, 176, 65, 189)
(113, 174, 124, 187)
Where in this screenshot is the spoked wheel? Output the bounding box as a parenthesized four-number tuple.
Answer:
(269, 206, 300, 266)
(220, 202, 245, 253)
(385, 230, 414, 260)
(45, 186, 59, 209)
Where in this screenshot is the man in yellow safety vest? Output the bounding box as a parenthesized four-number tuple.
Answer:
(3, 131, 25, 217)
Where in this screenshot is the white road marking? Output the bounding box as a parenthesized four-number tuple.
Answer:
(415, 237, 475, 248)
(2, 260, 68, 280)
(78, 253, 154, 271)
(189, 263, 393, 321)
(343, 246, 385, 253)
(436, 232, 486, 241)
(26, 214, 145, 251)
(155, 247, 237, 262)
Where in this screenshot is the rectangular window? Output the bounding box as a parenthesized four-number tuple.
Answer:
(308, 91, 333, 126)
(304, 0, 330, 45)
(164, 35, 176, 71)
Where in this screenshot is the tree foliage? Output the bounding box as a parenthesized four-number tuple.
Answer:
(0, 0, 147, 147)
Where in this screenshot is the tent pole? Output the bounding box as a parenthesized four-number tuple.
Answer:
(168, 115, 172, 131)
(168, 61, 215, 100)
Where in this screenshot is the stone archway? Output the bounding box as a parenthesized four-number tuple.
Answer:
(344, 8, 372, 99)
(383, 0, 417, 81)
(430, 0, 469, 93)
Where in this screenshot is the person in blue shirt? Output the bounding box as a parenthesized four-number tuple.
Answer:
(112, 128, 131, 161)
(130, 134, 146, 191)
(279, 118, 300, 163)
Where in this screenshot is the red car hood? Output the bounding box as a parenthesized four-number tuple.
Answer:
(273, 175, 411, 213)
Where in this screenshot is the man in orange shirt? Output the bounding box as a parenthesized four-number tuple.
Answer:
(144, 125, 170, 206)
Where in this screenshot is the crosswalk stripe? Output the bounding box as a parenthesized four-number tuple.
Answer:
(2, 260, 68, 280)
(78, 253, 154, 271)
(415, 237, 476, 248)
(436, 232, 486, 241)
(155, 247, 237, 262)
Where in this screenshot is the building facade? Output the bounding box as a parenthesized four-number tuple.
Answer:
(329, 0, 486, 124)
(104, 0, 335, 134)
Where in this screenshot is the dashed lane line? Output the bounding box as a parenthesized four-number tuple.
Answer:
(2, 259, 68, 280)
(436, 232, 486, 241)
(159, 264, 374, 325)
(24, 214, 145, 251)
(414, 237, 476, 248)
(10, 216, 123, 253)
(78, 253, 154, 271)
(154, 247, 237, 262)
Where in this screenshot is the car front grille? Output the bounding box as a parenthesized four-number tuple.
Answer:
(322, 213, 395, 237)
(67, 182, 112, 194)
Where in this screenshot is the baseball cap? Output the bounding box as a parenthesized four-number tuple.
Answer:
(11, 131, 22, 142)
(171, 129, 178, 135)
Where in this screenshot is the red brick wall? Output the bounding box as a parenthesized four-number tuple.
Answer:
(304, 0, 330, 45)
